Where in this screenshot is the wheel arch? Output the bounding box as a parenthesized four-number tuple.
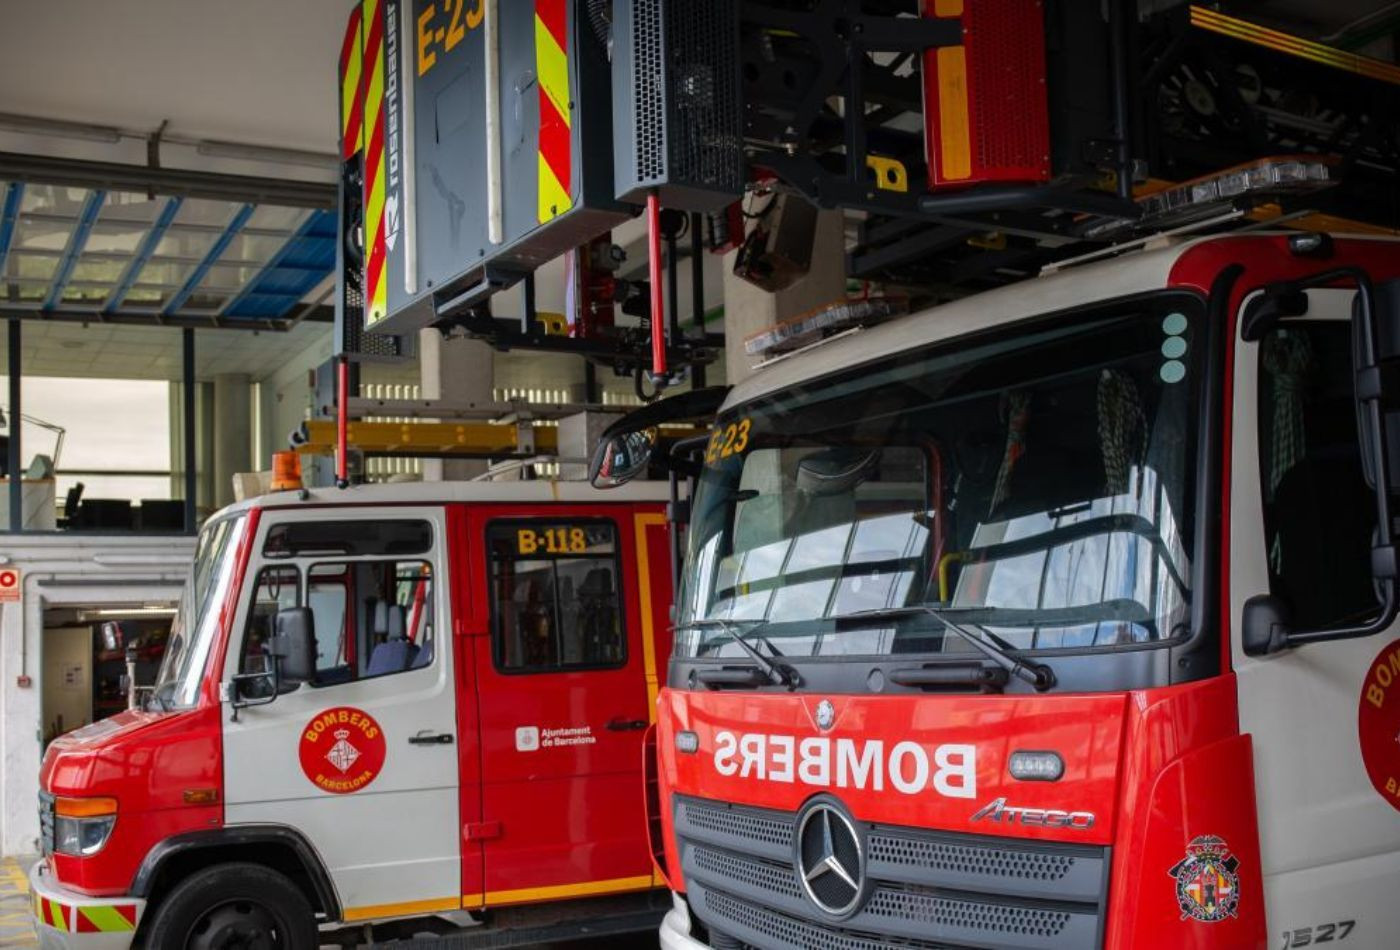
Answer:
(131, 825, 341, 922)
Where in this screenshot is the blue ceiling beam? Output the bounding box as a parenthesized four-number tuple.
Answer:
(43, 189, 107, 311)
(162, 203, 254, 316)
(105, 196, 183, 312)
(0, 182, 23, 280)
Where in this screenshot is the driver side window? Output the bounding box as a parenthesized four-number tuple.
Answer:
(1257, 321, 1376, 628)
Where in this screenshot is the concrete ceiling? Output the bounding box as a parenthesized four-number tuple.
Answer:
(0, 0, 345, 156)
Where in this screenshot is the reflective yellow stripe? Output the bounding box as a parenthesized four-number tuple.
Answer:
(933, 0, 963, 16)
(534, 14, 572, 129)
(343, 895, 462, 922)
(78, 905, 135, 933)
(633, 513, 668, 722)
(935, 46, 972, 181)
(481, 875, 656, 907)
(362, 0, 389, 324)
(341, 18, 364, 150)
(538, 154, 572, 224)
(1190, 6, 1400, 86)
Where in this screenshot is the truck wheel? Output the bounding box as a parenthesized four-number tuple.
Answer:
(141, 862, 318, 950)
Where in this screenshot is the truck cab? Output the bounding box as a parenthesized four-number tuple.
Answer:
(30, 479, 675, 948)
(618, 233, 1400, 950)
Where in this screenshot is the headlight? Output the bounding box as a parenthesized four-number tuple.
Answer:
(53, 798, 117, 857)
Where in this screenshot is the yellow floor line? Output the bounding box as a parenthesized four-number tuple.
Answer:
(0, 857, 38, 946)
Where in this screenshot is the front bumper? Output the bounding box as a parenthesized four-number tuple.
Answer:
(29, 862, 144, 950)
(660, 894, 707, 950)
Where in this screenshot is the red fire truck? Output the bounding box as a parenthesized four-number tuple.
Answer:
(28, 479, 675, 948)
(596, 230, 1400, 949)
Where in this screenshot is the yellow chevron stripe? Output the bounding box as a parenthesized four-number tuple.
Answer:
(341, 18, 364, 149)
(79, 905, 135, 933)
(362, 0, 389, 323)
(538, 153, 573, 224)
(534, 14, 572, 129)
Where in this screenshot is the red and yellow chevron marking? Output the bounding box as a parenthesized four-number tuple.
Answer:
(339, 5, 366, 161)
(1190, 6, 1400, 86)
(32, 892, 137, 933)
(536, 0, 573, 224)
(362, 0, 390, 325)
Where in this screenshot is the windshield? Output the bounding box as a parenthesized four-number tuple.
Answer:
(150, 514, 248, 709)
(677, 294, 1204, 660)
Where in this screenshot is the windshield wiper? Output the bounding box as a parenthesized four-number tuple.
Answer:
(835, 605, 1056, 691)
(680, 618, 799, 688)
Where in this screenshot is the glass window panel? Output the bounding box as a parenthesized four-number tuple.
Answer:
(71, 258, 129, 285)
(198, 263, 264, 292)
(5, 252, 59, 282)
(173, 199, 240, 229)
(20, 185, 92, 217)
(152, 228, 218, 261)
(245, 205, 309, 233)
(14, 219, 72, 253)
(214, 232, 288, 267)
(99, 192, 163, 225)
(83, 223, 147, 255)
(136, 261, 194, 289)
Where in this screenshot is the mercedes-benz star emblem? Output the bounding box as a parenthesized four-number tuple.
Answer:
(815, 699, 836, 731)
(795, 800, 866, 917)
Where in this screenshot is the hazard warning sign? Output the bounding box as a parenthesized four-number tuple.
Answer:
(0, 568, 20, 603)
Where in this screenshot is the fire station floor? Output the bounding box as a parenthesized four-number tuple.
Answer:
(0, 855, 38, 947)
(0, 855, 660, 949)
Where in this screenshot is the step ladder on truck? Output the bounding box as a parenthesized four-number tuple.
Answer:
(29, 475, 677, 948)
(594, 230, 1400, 950)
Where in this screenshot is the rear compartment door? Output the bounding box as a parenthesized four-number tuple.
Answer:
(220, 507, 465, 921)
(468, 504, 664, 905)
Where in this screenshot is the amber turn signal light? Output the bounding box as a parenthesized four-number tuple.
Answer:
(182, 788, 219, 805)
(54, 796, 118, 818)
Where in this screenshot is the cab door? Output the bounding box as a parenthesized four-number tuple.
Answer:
(1229, 288, 1400, 943)
(468, 505, 660, 904)
(220, 508, 469, 920)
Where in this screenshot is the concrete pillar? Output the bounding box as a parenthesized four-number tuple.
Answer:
(168, 382, 214, 515)
(212, 374, 252, 510)
(419, 328, 496, 481)
(721, 208, 847, 386)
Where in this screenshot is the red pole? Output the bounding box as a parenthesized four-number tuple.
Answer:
(647, 191, 666, 380)
(336, 355, 349, 488)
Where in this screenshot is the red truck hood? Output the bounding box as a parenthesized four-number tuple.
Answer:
(41, 708, 218, 803)
(659, 689, 1125, 846)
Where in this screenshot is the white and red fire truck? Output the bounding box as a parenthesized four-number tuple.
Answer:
(28, 479, 676, 948)
(596, 231, 1400, 950)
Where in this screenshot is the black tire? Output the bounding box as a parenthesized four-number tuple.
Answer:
(141, 862, 318, 950)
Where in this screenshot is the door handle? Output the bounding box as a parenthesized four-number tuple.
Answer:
(408, 732, 455, 745)
(606, 718, 648, 732)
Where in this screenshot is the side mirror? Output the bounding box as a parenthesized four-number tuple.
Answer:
(588, 386, 732, 489)
(1241, 594, 1292, 657)
(269, 607, 317, 685)
(589, 429, 657, 488)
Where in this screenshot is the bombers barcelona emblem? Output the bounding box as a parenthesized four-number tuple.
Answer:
(298, 707, 387, 794)
(1170, 835, 1240, 923)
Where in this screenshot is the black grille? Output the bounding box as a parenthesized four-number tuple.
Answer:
(676, 795, 1109, 949)
(631, 0, 666, 183)
(663, 0, 743, 194)
(39, 791, 54, 856)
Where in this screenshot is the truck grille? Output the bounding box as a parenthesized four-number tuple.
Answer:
(39, 791, 54, 856)
(675, 795, 1109, 949)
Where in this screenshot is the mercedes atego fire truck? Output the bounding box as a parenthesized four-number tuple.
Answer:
(596, 231, 1400, 950)
(28, 479, 676, 948)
